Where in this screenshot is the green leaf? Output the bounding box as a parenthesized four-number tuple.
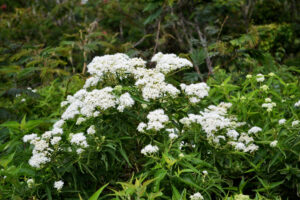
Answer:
(0, 152, 15, 168)
(89, 183, 109, 200)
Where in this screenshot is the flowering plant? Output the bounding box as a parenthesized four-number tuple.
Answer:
(1, 53, 300, 199)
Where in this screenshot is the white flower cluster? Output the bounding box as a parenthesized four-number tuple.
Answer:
(137, 109, 169, 132)
(27, 179, 34, 188)
(23, 53, 190, 168)
(260, 85, 269, 91)
(262, 98, 276, 112)
(180, 102, 259, 153)
(270, 140, 278, 147)
(70, 133, 88, 150)
(141, 144, 159, 155)
(256, 74, 265, 82)
(166, 128, 179, 140)
(87, 125, 96, 135)
(248, 126, 262, 134)
(190, 192, 204, 200)
(23, 119, 65, 168)
(117, 92, 135, 112)
(295, 100, 300, 107)
(292, 120, 299, 127)
(134, 68, 180, 100)
(180, 83, 210, 103)
(278, 119, 286, 125)
(151, 52, 193, 74)
(54, 180, 64, 191)
(85, 53, 189, 101)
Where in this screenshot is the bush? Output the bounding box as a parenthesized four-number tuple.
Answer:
(1, 53, 299, 199)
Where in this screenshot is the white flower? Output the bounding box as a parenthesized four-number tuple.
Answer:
(28, 152, 50, 168)
(248, 126, 262, 134)
(202, 170, 208, 175)
(54, 180, 64, 191)
(141, 144, 159, 155)
(76, 117, 86, 125)
(270, 140, 278, 147)
(295, 100, 300, 107)
(256, 74, 265, 82)
(27, 179, 34, 188)
(265, 98, 272, 103)
(76, 148, 84, 154)
(151, 52, 192, 74)
(117, 92, 135, 112)
(268, 72, 275, 77)
(260, 85, 269, 91)
(244, 143, 259, 153)
(21, 98, 26, 102)
(278, 119, 286, 125)
(87, 125, 96, 135)
(292, 120, 299, 127)
(179, 153, 184, 158)
(262, 102, 276, 112)
(70, 133, 88, 148)
(246, 74, 252, 79)
(234, 142, 246, 151)
(137, 122, 147, 133)
(190, 192, 204, 200)
(50, 136, 61, 146)
(23, 134, 38, 143)
(180, 83, 210, 103)
(226, 129, 239, 140)
(169, 133, 178, 140)
(145, 109, 169, 131)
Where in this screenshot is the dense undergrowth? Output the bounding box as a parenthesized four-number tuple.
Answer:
(0, 0, 300, 199)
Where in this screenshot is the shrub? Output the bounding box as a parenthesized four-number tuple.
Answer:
(4, 53, 297, 199)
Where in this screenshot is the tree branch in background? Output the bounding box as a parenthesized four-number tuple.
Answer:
(153, 19, 161, 54)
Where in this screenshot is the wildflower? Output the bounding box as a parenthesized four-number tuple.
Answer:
(87, 125, 96, 135)
(260, 85, 269, 91)
(141, 144, 159, 155)
(27, 179, 34, 188)
(76, 117, 86, 125)
(54, 180, 64, 191)
(50, 136, 61, 145)
(268, 72, 275, 77)
(190, 192, 204, 200)
(265, 98, 271, 102)
(248, 126, 262, 134)
(270, 140, 278, 147)
(23, 134, 38, 143)
(295, 100, 300, 107)
(151, 52, 192, 74)
(76, 148, 84, 154)
(117, 92, 135, 112)
(292, 120, 299, 127)
(256, 74, 265, 82)
(278, 119, 286, 125)
(202, 170, 208, 175)
(21, 98, 26, 102)
(226, 129, 239, 140)
(137, 122, 147, 133)
(70, 133, 88, 148)
(262, 102, 276, 112)
(169, 133, 178, 140)
(180, 83, 210, 103)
